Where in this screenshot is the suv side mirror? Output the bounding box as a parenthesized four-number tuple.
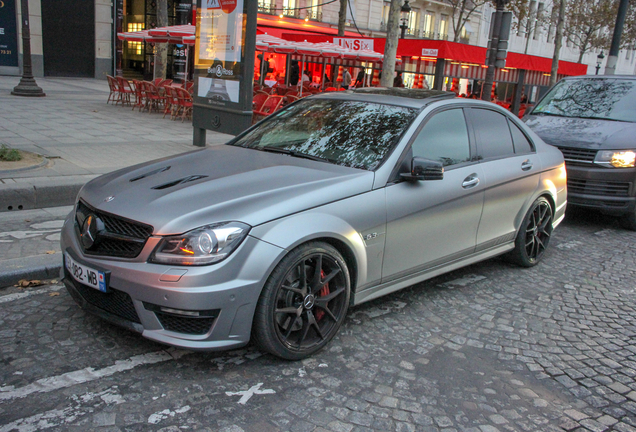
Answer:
(400, 157, 444, 181)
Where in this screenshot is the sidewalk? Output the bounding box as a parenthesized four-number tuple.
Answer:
(0, 76, 234, 287)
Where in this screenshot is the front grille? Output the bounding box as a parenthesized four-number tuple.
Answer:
(568, 178, 631, 197)
(69, 275, 141, 323)
(558, 147, 597, 163)
(155, 313, 217, 335)
(76, 201, 153, 258)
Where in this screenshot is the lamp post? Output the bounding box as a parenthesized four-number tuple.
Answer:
(12, 0, 45, 97)
(400, 0, 411, 39)
(596, 50, 605, 75)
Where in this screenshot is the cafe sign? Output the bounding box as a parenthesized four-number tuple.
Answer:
(0, 0, 19, 73)
(333, 38, 373, 51)
(192, 0, 257, 141)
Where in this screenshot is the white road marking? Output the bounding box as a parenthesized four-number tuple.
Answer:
(226, 383, 276, 405)
(45, 233, 60, 242)
(0, 286, 63, 304)
(30, 220, 65, 230)
(441, 274, 487, 287)
(557, 241, 583, 250)
(0, 387, 124, 432)
(0, 230, 60, 240)
(148, 405, 191, 424)
(0, 349, 189, 401)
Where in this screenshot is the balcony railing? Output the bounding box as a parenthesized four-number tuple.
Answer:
(282, 6, 299, 18)
(306, 9, 322, 21)
(258, 2, 276, 15)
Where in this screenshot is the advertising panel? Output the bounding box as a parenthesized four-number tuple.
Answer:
(0, 0, 19, 71)
(193, 0, 256, 140)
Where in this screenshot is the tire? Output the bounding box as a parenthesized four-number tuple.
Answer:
(252, 242, 351, 360)
(509, 197, 554, 267)
(620, 210, 636, 231)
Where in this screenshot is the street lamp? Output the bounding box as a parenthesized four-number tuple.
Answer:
(596, 50, 605, 75)
(400, 0, 412, 39)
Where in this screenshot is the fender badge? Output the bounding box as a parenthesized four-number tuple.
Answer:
(104, 196, 115, 203)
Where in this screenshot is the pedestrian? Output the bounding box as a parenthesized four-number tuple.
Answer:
(289, 61, 299, 86)
(343, 68, 352, 90)
(393, 72, 403, 88)
(354, 69, 365, 88)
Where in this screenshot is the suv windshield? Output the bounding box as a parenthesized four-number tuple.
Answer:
(532, 78, 636, 122)
(230, 99, 418, 170)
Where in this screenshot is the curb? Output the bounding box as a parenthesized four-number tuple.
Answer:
(0, 176, 96, 213)
(0, 254, 62, 288)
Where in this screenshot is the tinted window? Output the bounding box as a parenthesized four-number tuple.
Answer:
(508, 120, 534, 154)
(532, 78, 636, 122)
(471, 109, 514, 159)
(411, 109, 470, 167)
(230, 99, 418, 170)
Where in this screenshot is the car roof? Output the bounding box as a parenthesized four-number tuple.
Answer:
(310, 87, 456, 109)
(561, 75, 636, 81)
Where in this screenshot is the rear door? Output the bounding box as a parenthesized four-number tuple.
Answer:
(382, 108, 485, 282)
(467, 108, 541, 251)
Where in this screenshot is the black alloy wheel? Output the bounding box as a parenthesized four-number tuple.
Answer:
(510, 197, 553, 267)
(253, 242, 350, 360)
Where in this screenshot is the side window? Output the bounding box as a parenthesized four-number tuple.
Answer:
(410, 109, 471, 167)
(508, 120, 534, 154)
(471, 109, 514, 159)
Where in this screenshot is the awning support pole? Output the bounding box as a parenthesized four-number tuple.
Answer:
(433, 58, 445, 90)
(321, 57, 327, 91)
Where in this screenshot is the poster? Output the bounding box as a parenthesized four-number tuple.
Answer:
(0, 0, 19, 68)
(199, 0, 244, 63)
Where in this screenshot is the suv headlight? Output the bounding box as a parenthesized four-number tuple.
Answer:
(150, 222, 251, 266)
(594, 150, 636, 168)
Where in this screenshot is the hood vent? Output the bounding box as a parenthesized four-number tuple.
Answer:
(152, 175, 209, 190)
(130, 166, 171, 182)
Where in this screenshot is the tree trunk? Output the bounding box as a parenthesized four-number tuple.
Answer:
(381, 0, 402, 87)
(338, 0, 348, 36)
(154, 0, 169, 80)
(549, 0, 566, 88)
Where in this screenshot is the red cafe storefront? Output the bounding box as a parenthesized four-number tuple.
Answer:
(282, 34, 587, 104)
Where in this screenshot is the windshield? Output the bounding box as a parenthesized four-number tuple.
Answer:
(230, 99, 418, 170)
(532, 78, 636, 122)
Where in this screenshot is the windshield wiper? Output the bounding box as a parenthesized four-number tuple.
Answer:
(260, 146, 330, 163)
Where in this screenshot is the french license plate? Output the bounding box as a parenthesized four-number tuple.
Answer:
(65, 252, 107, 292)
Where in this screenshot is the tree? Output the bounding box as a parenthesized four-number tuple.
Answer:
(445, 0, 492, 43)
(154, 0, 168, 80)
(550, 0, 566, 87)
(338, 0, 348, 36)
(381, 0, 402, 87)
(564, 0, 614, 63)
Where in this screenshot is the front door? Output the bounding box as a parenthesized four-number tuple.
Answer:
(382, 108, 484, 283)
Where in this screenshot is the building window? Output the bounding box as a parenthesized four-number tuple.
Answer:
(408, 8, 420, 37)
(381, 1, 391, 29)
(283, 0, 298, 18)
(127, 41, 143, 56)
(308, 0, 322, 21)
(258, 0, 275, 15)
(423, 11, 434, 39)
(439, 15, 448, 40)
(127, 22, 144, 32)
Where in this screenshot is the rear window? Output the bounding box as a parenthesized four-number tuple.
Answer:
(230, 99, 418, 170)
(532, 78, 636, 122)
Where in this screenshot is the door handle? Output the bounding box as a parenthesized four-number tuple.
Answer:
(462, 174, 480, 189)
(521, 160, 533, 171)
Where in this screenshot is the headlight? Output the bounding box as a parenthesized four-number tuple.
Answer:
(595, 150, 636, 168)
(150, 222, 251, 266)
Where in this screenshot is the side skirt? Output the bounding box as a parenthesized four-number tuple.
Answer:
(352, 242, 514, 306)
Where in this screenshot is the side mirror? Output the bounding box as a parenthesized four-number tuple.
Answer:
(400, 157, 444, 181)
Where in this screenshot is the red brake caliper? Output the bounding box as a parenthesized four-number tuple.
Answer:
(315, 269, 330, 321)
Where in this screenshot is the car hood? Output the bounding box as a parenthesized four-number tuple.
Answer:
(524, 114, 636, 150)
(79, 145, 374, 234)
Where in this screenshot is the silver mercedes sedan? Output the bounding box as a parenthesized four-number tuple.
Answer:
(60, 88, 566, 360)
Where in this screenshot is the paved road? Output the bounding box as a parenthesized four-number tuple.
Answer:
(1, 209, 636, 432)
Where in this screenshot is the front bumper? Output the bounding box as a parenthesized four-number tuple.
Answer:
(565, 163, 636, 216)
(60, 212, 285, 350)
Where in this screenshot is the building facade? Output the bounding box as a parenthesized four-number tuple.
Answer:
(2, 0, 634, 79)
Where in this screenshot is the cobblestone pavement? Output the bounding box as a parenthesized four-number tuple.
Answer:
(1, 208, 636, 432)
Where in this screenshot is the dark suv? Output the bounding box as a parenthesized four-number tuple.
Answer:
(524, 75, 636, 229)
